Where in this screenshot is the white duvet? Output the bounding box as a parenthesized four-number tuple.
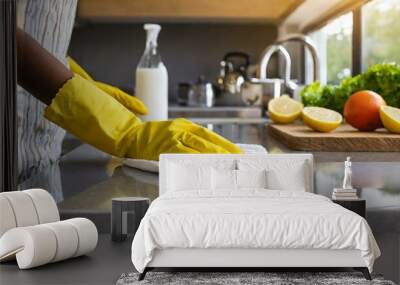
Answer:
(131, 190, 380, 273)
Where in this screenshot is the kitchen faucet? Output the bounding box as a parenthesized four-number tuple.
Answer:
(275, 33, 320, 84)
(249, 44, 293, 105)
(247, 34, 320, 108)
(252, 34, 320, 102)
(258, 44, 292, 85)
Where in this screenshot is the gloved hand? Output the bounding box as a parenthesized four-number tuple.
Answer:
(67, 57, 148, 115)
(44, 75, 242, 160)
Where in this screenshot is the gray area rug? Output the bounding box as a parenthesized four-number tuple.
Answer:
(116, 272, 396, 285)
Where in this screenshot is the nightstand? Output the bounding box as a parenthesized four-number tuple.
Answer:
(332, 199, 366, 218)
(111, 197, 150, 242)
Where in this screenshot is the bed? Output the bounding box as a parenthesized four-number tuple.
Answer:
(131, 154, 380, 280)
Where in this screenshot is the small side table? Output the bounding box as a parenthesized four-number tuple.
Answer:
(332, 199, 366, 218)
(111, 197, 150, 242)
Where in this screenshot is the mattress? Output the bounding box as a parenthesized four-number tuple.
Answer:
(122, 144, 267, 173)
(131, 190, 380, 273)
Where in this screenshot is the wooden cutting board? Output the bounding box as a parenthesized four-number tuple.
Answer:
(268, 124, 400, 152)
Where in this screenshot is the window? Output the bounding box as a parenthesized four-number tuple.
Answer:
(306, 0, 400, 84)
(361, 0, 400, 70)
(306, 13, 353, 85)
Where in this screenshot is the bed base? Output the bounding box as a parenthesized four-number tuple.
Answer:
(138, 267, 371, 281)
(138, 248, 372, 281)
(354, 267, 372, 280)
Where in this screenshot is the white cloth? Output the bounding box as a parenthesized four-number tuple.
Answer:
(122, 143, 268, 173)
(131, 190, 380, 273)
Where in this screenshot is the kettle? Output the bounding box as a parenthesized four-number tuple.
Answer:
(216, 52, 250, 106)
(188, 76, 215, 108)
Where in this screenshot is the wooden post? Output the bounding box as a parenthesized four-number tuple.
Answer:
(352, 7, 362, 76)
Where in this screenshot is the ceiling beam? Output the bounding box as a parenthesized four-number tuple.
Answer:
(78, 0, 304, 24)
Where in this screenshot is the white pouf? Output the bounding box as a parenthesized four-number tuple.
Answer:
(0, 218, 97, 269)
(0, 189, 98, 269)
(24, 188, 60, 224)
(0, 196, 17, 237)
(1, 191, 41, 227)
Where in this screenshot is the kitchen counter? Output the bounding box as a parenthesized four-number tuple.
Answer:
(189, 117, 269, 124)
(19, 121, 400, 213)
(168, 105, 263, 118)
(19, 121, 400, 214)
(19, 122, 400, 283)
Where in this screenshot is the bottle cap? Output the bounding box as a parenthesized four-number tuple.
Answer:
(144, 24, 161, 46)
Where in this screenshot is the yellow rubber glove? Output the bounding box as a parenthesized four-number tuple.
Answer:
(44, 75, 242, 160)
(67, 57, 148, 115)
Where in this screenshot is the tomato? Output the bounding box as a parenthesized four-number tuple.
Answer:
(344, 90, 386, 131)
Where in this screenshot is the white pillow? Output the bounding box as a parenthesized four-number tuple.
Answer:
(238, 159, 307, 191)
(211, 169, 268, 191)
(236, 169, 268, 189)
(266, 167, 306, 191)
(167, 163, 212, 191)
(212, 168, 236, 190)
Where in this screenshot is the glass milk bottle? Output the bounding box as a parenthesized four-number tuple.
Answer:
(136, 24, 168, 121)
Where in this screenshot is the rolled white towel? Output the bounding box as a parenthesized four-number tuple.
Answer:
(0, 218, 98, 269)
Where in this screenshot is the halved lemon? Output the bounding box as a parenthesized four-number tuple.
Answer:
(380, 105, 400, 133)
(268, 95, 303, 124)
(302, 107, 342, 132)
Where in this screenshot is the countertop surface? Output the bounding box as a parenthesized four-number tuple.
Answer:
(19, 122, 400, 283)
(19, 123, 400, 212)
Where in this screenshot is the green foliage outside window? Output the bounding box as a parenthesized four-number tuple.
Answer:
(321, 13, 353, 85)
(326, 28, 352, 84)
(362, 0, 400, 69)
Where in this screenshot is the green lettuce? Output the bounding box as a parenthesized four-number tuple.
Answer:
(301, 63, 400, 114)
